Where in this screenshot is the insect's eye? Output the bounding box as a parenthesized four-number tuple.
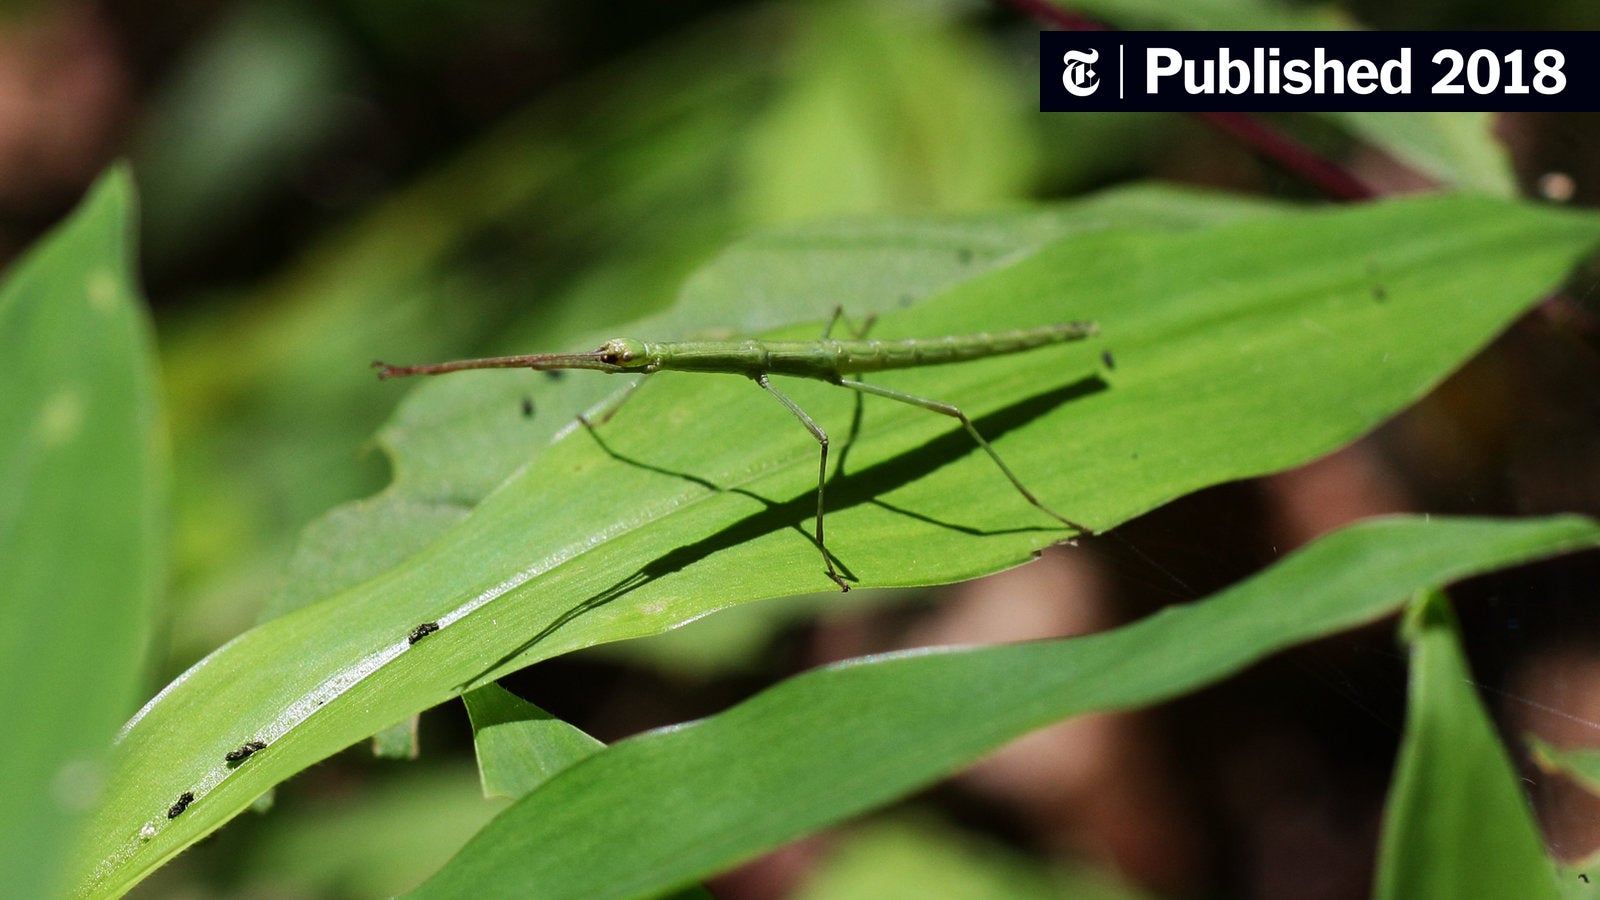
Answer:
(597, 339, 645, 367)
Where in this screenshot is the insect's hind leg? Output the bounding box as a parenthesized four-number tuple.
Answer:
(752, 373, 851, 591)
(835, 378, 1092, 536)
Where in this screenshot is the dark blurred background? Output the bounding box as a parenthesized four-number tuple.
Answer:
(5, 1, 1600, 897)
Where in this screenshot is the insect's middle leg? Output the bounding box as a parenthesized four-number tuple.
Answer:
(822, 307, 876, 479)
(752, 373, 850, 591)
(836, 378, 1092, 536)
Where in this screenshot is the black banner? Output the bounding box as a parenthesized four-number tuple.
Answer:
(1040, 32, 1597, 112)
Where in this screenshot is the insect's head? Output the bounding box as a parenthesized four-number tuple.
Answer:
(374, 338, 658, 380)
(594, 338, 654, 371)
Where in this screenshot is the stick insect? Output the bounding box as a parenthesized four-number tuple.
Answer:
(375, 311, 1098, 591)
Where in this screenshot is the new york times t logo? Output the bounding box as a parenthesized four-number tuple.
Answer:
(1061, 49, 1101, 96)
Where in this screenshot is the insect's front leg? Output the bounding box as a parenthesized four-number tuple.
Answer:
(751, 373, 850, 591)
(577, 376, 647, 429)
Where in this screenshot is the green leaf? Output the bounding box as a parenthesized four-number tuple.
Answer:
(1326, 112, 1517, 196)
(75, 193, 1600, 896)
(1525, 740, 1600, 896)
(0, 167, 165, 899)
(410, 516, 1600, 898)
(371, 717, 421, 760)
(1375, 591, 1562, 900)
(376, 184, 1282, 511)
(1561, 860, 1600, 899)
(462, 685, 603, 800)
(281, 186, 1278, 634)
(1528, 735, 1600, 798)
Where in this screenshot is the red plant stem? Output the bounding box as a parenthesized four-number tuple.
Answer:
(1197, 112, 1377, 201)
(1000, 0, 1380, 201)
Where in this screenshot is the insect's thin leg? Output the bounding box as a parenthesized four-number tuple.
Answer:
(821, 307, 844, 340)
(836, 378, 1092, 536)
(820, 306, 879, 340)
(577, 377, 647, 429)
(752, 373, 849, 591)
(832, 383, 866, 482)
(821, 307, 875, 481)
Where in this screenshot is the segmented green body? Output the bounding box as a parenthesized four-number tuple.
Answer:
(633, 322, 1098, 378)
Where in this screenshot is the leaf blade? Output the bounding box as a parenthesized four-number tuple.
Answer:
(412, 516, 1600, 898)
(0, 167, 165, 900)
(463, 686, 603, 800)
(1375, 591, 1563, 900)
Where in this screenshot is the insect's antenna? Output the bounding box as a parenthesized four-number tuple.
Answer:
(372, 351, 616, 380)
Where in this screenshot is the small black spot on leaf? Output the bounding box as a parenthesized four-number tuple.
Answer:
(225, 740, 267, 764)
(408, 622, 440, 645)
(168, 791, 194, 819)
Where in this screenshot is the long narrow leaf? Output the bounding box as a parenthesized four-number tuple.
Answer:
(0, 168, 165, 899)
(411, 516, 1600, 898)
(1375, 591, 1562, 900)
